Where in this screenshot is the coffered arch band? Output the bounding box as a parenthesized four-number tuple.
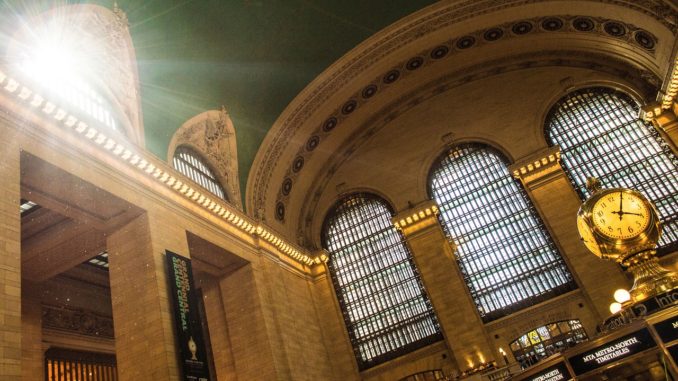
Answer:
(301, 63, 658, 250)
(248, 0, 676, 245)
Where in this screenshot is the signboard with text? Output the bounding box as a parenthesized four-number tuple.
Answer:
(603, 289, 678, 331)
(568, 328, 657, 376)
(520, 361, 572, 381)
(668, 345, 678, 365)
(653, 315, 678, 344)
(165, 250, 211, 381)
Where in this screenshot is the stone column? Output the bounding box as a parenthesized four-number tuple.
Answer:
(0, 127, 21, 379)
(509, 147, 628, 320)
(107, 213, 184, 380)
(218, 262, 281, 380)
(394, 202, 493, 371)
(309, 265, 360, 381)
(199, 275, 237, 381)
(21, 281, 42, 380)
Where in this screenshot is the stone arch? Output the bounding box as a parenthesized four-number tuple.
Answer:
(168, 108, 242, 210)
(248, 0, 677, 245)
(5, 3, 144, 143)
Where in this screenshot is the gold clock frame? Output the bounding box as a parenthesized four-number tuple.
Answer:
(577, 178, 677, 302)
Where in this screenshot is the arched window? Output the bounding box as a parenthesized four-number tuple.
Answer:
(510, 319, 588, 369)
(545, 87, 678, 252)
(545, 87, 678, 253)
(172, 146, 227, 200)
(322, 193, 442, 370)
(429, 144, 576, 322)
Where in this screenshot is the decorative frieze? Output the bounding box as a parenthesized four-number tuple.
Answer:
(0, 67, 318, 268)
(42, 304, 114, 339)
(661, 57, 678, 110)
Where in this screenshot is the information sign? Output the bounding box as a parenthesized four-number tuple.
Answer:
(521, 361, 572, 381)
(568, 328, 656, 376)
(653, 315, 678, 344)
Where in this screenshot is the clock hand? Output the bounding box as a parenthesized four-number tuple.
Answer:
(621, 211, 644, 217)
(618, 191, 624, 221)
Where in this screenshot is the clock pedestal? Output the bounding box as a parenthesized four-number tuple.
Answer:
(624, 250, 678, 302)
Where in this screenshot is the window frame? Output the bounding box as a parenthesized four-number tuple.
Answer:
(172, 145, 228, 201)
(321, 192, 443, 370)
(544, 86, 678, 255)
(427, 143, 577, 322)
(509, 319, 588, 369)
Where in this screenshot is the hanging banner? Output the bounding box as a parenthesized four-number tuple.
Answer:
(165, 250, 211, 381)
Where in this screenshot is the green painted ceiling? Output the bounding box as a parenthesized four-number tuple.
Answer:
(2, 0, 437, 206)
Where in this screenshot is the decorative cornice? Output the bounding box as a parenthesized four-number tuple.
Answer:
(393, 201, 439, 234)
(43, 304, 114, 339)
(0, 67, 319, 269)
(661, 56, 678, 109)
(509, 146, 563, 188)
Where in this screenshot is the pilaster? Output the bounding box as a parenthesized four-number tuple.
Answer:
(394, 201, 493, 372)
(309, 263, 359, 380)
(199, 275, 237, 381)
(218, 263, 281, 380)
(0, 125, 21, 380)
(510, 147, 628, 320)
(106, 213, 182, 380)
(20, 281, 42, 380)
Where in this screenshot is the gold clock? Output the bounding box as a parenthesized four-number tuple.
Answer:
(590, 190, 650, 240)
(577, 177, 676, 303)
(576, 216, 600, 256)
(576, 178, 660, 263)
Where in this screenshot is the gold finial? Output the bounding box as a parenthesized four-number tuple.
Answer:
(586, 177, 601, 193)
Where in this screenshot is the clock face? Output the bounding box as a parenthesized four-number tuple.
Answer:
(577, 217, 600, 255)
(591, 191, 650, 240)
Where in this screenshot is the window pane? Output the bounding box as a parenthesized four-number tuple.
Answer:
(172, 146, 227, 201)
(545, 87, 678, 253)
(322, 193, 442, 370)
(429, 144, 576, 322)
(510, 319, 588, 369)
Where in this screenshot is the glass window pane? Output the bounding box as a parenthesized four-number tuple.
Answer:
(545, 87, 678, 253)
(322, 193, 442, 370)
(510, 319, 588, 369)
(429, 144, 576, 321)
(172, 146, 227, 201)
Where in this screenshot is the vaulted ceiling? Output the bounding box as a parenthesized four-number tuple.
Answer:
(0, 0, 436, 199)
(3, 1, 677, 244)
